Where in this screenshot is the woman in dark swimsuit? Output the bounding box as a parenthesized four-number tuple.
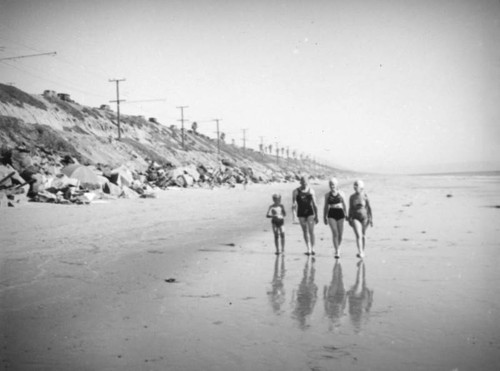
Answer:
(292, 176, 318, 255)
(347, 180, 373, 258)
(323, 178, 347, 258)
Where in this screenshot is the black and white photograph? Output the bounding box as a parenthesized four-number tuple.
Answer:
(1, 1, 499, 370)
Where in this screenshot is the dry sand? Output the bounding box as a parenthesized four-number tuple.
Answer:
(1, 175, 500, 371)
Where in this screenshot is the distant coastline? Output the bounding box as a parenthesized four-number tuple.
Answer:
(411, 170, 500, 177)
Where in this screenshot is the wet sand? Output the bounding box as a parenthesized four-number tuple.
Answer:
(1, 175, 500, 371)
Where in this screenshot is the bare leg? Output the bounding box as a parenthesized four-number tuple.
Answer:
(328, 218, 341, 257)
(338, 219, 344, 246)
(279, 226, 286, 252)
(361, 223, 368, 252)
(299, 217, 311, 253)
(352, 219, 364, 258)
(272, 225, 280, 254)
(307, 216, 316, 253)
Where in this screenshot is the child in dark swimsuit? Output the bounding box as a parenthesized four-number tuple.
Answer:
(323, 177, 347, 259)
(266, 194, 286, 254)
(347, 180, 373, 258)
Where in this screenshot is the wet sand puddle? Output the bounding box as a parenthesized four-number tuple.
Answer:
(154, 246, 377, 371)
(154, 231, 499, 371)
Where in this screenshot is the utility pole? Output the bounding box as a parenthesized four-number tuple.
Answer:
(177, 106, 188, 150)
(213, 119, 222, 157)
(259, 136, 264, 159)
(242, 129, 248, 150)
(109, 78, 126, 140)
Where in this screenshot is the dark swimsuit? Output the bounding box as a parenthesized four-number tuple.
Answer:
(272, 218, 284, 228)
(327, 192, 345, 221)
(296, 188, 314, 218)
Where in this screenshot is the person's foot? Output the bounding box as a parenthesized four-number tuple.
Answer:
(334, 254, 340, 259)
(311, 251, 316, 255)
(275, 251, 280, 255)
(305, 252, 311, 256)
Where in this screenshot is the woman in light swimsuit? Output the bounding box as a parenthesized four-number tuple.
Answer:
(347, 180, 373, 258)
(292, 176, 319, 255)
(323, 177, 347, 259)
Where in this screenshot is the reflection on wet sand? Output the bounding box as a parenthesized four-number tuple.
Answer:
(267, 254, 286, 315)
(347, 261, 374, 332)
(292, 256, 318, 330)
(323, 261, 347, 330)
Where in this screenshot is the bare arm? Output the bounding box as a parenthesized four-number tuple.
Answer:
(311, 189, 319, 222)
(347, 194, 354, 219)
(266, 205, 273, 218)
(341, 191, 348, 217)
(292, 189, 297, 214)
(323, 193, 329, 222)
(365, 194, 373, 222)
(281, 204, 287, 217)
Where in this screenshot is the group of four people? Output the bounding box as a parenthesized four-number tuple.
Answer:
(267, 176, 373, 258)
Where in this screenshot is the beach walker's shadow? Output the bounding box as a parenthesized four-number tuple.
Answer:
(292, 256, 318, 330)
(323, 260, 347, 330)
(267, 254, 286, 315)
(347, 261, 374, 333)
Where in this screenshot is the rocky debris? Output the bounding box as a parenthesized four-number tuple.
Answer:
(0, 164, 30, 207)
(1, 144, 311, 207)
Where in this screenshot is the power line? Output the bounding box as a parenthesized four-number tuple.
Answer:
(123, 98, 166, 104)
(0, 51, 56, 61)
(1, 59, 109, 100)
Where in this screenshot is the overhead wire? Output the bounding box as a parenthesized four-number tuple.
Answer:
(1, 59, 109, 101)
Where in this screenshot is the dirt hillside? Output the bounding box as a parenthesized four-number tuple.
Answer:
(0, 83, 341, 179)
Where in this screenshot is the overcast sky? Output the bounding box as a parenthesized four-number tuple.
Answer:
(1, 0, 499, 174)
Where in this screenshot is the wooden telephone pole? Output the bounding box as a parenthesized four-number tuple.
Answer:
(177, 106, 188, 150)
(109, 78, 126, 140)
(214, 119, 222, 156)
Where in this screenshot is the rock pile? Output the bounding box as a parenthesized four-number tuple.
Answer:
(0, 145, 305, 207)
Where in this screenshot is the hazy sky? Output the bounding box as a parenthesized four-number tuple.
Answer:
(1, 0, 499, 173)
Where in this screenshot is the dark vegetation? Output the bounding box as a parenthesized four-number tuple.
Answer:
(0, 116, 86, 162)
(44, 95, 85, 121)
(0, 83, 47, 110)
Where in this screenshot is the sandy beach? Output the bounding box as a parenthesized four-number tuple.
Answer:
(1, 174, 500, 371)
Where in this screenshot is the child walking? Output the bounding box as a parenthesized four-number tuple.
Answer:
(266, 194, 286, 254)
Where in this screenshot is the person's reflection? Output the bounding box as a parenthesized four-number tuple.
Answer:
(267, 254, 286, 315)
(347, 260, 374, 332)
(292, 256, 318, 330)
(323, 260, 347, 329)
